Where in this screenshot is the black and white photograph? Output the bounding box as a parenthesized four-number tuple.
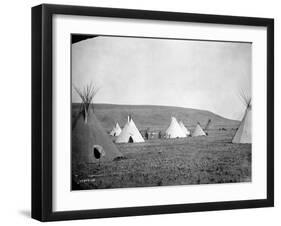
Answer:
(71, 34, 252, 190)
(29, 3, 275, 222)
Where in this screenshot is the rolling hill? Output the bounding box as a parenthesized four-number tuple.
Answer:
(72, 103, 239, 132)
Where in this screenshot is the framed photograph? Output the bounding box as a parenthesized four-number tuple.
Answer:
(32, 4, 274, 221)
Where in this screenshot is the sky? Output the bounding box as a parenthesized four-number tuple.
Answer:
(72, 36, 252, 120)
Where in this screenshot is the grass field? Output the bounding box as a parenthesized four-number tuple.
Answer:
(72, 104, 251, 190)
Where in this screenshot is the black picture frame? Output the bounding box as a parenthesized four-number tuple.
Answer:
(32, 4, 274, 222)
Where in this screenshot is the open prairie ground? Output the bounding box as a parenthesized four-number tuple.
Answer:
(72, 104, 251, 190)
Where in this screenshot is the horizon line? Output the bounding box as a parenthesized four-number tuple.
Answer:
(72, 102, 239, 122)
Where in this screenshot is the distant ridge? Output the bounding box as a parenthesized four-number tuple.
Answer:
(72, 102, 211, 112)
(72, 103, 239, 132)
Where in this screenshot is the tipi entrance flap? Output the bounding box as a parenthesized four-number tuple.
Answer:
(93, 145, 105, 160)
(128, 136, 134, 143)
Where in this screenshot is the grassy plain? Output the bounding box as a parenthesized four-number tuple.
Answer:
(72, 104, 251, 190)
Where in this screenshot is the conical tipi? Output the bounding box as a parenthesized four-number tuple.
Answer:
(179, 121, 191, 136)
(115, 116, 145, 143)
(204, 119, 212, 131)
(232, 97, 252, 144)
(165, 117, 187, 138)
(192, 123, 206, 137)
(110, 122, 122, 136)
(72, 84, 123, 165)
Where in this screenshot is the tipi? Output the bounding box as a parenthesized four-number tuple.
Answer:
(204, 119, 212, 136)
(204, 119, 212, 131)
(179, 120, 191, 136)
(192, 123, 206, 137)
(165, 117, 187, 138)
(232, 96, 251, 144)
(110, 122, 122, 136)
(72, 84, 123, 165)
(115, 116, 145, 143)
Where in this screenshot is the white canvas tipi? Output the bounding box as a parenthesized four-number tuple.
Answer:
(115, 116, 145, 143)
(165, 117, 187, 138)
(192, 123, 206, 137)
(110, 122, 122, 136)
(179, 121, 191, 136)
(232, 97, 252, 144)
